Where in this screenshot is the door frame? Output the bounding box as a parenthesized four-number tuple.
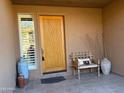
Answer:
(38, 15, 67, 75)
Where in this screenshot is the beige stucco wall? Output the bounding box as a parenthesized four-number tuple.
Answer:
(0, 0, 17, 92)
(103, 0, 124, 76)
(13, 5, 103, 80)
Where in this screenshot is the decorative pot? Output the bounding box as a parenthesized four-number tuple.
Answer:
(101, 58, 111, 75)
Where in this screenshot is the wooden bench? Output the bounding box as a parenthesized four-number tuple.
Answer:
(70, 52, 100, 79)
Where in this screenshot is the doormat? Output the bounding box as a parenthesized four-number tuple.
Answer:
(41, 76, 66, 84)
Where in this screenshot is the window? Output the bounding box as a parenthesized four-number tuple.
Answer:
(18, 14, 37, 70)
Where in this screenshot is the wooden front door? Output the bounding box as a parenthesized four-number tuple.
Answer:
(39, 16, 66, 73)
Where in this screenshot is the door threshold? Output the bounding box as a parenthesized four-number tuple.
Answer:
(43, 70, 66, 75)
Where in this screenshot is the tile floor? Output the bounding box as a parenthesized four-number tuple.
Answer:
(15, 73, 124, 93)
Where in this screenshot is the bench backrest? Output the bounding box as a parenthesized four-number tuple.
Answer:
(70, 52, 93, 60)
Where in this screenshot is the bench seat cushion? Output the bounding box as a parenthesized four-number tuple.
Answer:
(78, 63, 98, 69)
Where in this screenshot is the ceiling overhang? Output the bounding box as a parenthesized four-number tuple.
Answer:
(11, 0, 112, 8)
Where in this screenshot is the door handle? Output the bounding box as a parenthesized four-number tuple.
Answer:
(41, 48, 45, 61)
(42, 56, 45, 61)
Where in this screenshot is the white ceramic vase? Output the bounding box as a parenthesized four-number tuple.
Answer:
(101, 58, 111, 75)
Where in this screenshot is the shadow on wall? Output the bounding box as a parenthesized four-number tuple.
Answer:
(86, 31, 103, 60)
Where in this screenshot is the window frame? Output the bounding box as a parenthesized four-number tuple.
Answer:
(18, 13, 37, 70)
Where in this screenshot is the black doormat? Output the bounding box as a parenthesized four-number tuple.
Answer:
(41, 76, 66, 84)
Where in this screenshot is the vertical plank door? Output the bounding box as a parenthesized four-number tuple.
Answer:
(39, 16, 66, 73)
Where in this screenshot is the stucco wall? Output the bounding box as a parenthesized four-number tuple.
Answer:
(103, 0, 124, 76)
(0, 0, 17, 92)
(13, 5, 103, 80)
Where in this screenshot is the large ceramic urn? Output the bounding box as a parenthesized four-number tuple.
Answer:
(101, 58, 111, 75)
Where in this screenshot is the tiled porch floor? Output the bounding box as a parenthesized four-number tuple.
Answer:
(15, 73, 124, 93)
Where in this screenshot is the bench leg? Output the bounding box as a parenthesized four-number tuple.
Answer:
(73, 68, 76, 76)
(78, 69, 80, 80)
(97, 59, 100, 77)
(98, 66, 100, 77)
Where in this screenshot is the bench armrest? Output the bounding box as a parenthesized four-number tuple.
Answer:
(92, 59, 100, 65)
